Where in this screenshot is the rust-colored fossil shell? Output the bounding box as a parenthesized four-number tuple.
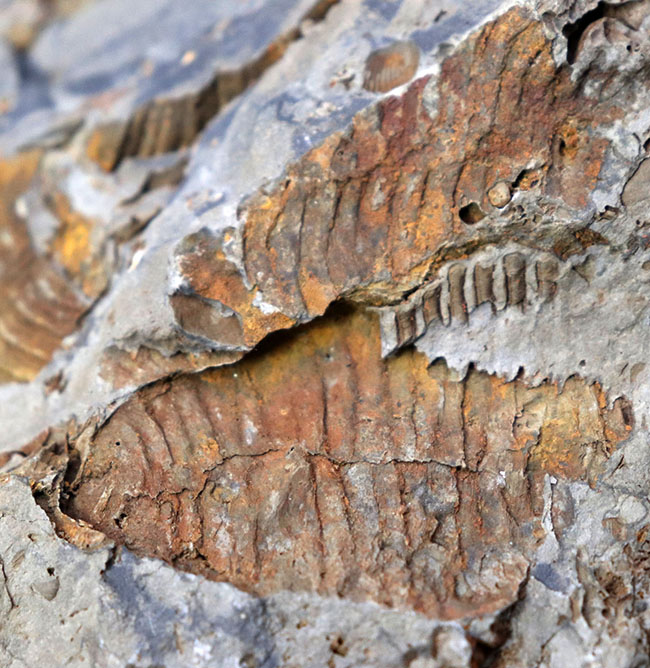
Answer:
(363, 40, 420, 93)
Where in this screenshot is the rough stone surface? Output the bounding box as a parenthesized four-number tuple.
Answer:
(1, 0, 650, 665)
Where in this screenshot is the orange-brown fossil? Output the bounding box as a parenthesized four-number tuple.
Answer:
(363, 40, 420, 93)
(63, 306, 632, 620)
(0, 152, 88, 383)
(174, 6, 625, 353)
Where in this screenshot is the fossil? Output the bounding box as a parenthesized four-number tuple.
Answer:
(376, 250, 561, 355)
(362, 40, 420, 93)
(61, 306, 632, 620)
(173, 5, 631, 358)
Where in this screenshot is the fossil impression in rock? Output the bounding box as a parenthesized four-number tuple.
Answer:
(363, 40, 420, 93)
(13, 4, 644, 611)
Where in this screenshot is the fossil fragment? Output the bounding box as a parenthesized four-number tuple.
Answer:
(474, 263, 495, 307)
(504, 253, 526, 306)
(84, 0, 342, 171)
(447, 264, 468, 323)
(535, 257, 559, 302)
(0, 152, 88, 382)
(378, 252, 560, 354)
(362, 39, 420, 93)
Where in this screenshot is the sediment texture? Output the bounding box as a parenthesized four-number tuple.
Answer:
(1, 0, 650, 666)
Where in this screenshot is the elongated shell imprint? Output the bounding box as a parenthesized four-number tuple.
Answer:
(363, 39, 420, 93)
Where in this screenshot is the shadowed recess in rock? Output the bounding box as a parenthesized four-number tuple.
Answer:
(62, 305, 632, 620)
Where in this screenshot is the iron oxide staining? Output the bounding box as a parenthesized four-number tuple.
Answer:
(378, 252, 560, 354)
(362, 40, 420, 93)
(62, 306, 632, 620)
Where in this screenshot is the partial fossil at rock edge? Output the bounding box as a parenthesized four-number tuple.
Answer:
(83, 0, 341, 172)
(0, 151, 88, 383)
